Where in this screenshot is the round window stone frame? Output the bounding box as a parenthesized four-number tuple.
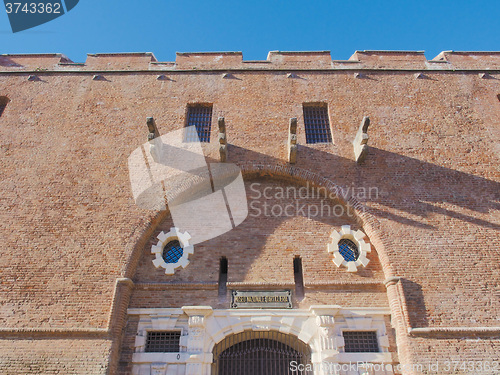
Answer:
(151, 227, 194, 275)
(162, 239, 184, 264)
(327, 225, 371, 272)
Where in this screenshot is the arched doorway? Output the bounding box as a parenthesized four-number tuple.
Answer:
(212, 331, 312, 375)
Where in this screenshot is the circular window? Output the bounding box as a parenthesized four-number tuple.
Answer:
(338, 239, 359, 262)
(151, 228, 194, 275)
(162, 240, 184, 264)
(328, 225, 371, 272)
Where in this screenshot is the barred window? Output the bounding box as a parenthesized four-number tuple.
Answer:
(303, 104, 332, 144)
(0, 97, 9, 117)
(162, 240, 183, 264)
(338, 239, 359, 262)
(145, 331, 181, 352)
(186, 104, 213, 142)
(343, 331, 379, 352)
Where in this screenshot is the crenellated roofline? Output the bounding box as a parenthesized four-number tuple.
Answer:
(1, 50, 500, 72)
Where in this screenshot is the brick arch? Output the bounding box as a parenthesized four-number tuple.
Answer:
(112, 163, 400, 375)
(238, 163, 395, 279)
(123, 162, 395, 281)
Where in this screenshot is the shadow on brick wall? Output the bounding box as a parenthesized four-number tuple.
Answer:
(401, 278, 428, 328)
(364, 147, 500, 231)
(229, 143, 500, 231)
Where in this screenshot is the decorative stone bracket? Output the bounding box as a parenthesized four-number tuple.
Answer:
(147, 117, 161, 163)
(352, 116, 370, 163)
(218, 117, 228, 162)
(288, 117, 298, 164)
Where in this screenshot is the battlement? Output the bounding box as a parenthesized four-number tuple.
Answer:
(432, 51, 500, 69)
(349, 50, 427, 69)
(267, 50, 333, 67)
(0, 53, 72, 70)
(85, 52, 157, 69)
(1, 50, 500, 71)
(175, 51, 243, 69)
(1, 41, 500, 375)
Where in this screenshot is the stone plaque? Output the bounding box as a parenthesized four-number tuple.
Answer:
(231, 290, 292, 309)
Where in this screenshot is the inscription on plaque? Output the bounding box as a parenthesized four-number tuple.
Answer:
(231, 290, 292, 309)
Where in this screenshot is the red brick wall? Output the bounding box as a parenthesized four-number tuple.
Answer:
(0, 339, 111, 374)
(0, 51, 499, 373)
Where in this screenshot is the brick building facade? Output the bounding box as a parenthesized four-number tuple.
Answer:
(0, 50, 499, 374)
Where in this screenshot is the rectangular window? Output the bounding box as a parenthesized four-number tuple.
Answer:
(343, 331, 379, 352)
(218, 257, 228, 298)
(186, 104, 213, 142)
(293, 256, 304, 299)
(303, 104, 332, 144)
(145, 331, 181, 352)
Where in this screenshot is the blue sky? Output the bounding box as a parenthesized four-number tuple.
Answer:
(1, 0, 499, 63)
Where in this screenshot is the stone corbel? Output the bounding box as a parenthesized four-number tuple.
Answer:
(218, 117, 228, 162)
(352, 116, 370, 163)
(147, 116, 161, 139)
(147, 116, 161, 162)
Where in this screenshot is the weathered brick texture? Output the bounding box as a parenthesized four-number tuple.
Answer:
(0, 50, 499, 374)
(0, 339, 111, 374)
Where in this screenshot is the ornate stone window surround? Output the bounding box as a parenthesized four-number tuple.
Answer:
(128, 306, 394, 375)
(151, 227, 194, 275)
(328, 225, 372, 272)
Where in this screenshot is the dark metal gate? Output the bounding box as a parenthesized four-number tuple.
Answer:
(212, 331, 312, 375)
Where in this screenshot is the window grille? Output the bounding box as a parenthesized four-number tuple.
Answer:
(303, 105, 332, 144)
(343, 331, 379, 352)
(162, 240, 183, 264)
(213, 330, 312, 375)
(338, 238, 359, 262)
(145, 331, 181, 352)
(186, 105, 213, 142)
